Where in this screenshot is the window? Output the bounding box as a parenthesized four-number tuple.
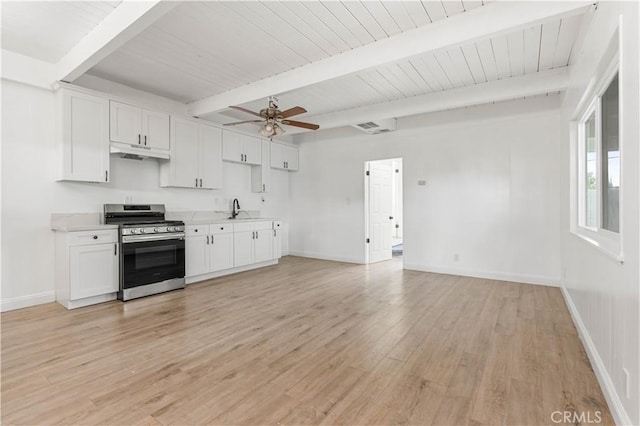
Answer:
(575, 64, 621, 259)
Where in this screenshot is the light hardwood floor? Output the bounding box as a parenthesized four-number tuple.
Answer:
(1, 256, 612, 425)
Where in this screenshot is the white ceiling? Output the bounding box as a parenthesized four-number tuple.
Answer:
(0, 1, 588, 134)
(1, 1, 121, 63)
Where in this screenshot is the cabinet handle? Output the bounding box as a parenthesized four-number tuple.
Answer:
(206, 235, 209, 245)
(138, 134, 141, 144)
(263, 184, 265, 192)
(252, 231, 255, 239)
(199, 178, 203, 187)
(105, 170, 108, 182)
(240, 153, 243, 162)
(256, 231, 259, 239)
(93, 235, 98, 240)
(114, 243, 117, 255)
(195, 178, 198, 187)
(144, 135, 147, 146)
(211, 235, 214, 245)
(274, 229, 276, 237)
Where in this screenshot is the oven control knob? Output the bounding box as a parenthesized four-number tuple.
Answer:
(154, 227, 160, 233)
(167, 226, 175, 232)
(140, 228, 146, 234)
(130, 229, 137, 234)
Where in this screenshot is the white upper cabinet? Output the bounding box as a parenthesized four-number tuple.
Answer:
(222, 130, 261, 165)
(161, 117, 222, 189)
(57, 87, 110, 183)
(199, 123, 223, 189)
(271, 142, 299, 171)
(109, 100, 170, 150)
(251, 139, 270, 193)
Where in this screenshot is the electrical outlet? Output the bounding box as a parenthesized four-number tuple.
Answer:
(124, 195, 133, 204)
(418, 180, 427, 186)
(453, 253, 460, 262)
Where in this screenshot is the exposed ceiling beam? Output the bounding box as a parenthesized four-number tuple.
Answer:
(1, 50, 56, 90)
(56, 1, 178, 83)
(287, 67, 571, 134)
(189, 1, 592, 118)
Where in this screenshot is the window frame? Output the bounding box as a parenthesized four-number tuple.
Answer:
(571, 53, 623, 262)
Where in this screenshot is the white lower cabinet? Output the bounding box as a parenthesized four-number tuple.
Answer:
(55, 229, 119, 309)
(233, 221, 273, 267)
(186, 220, 280, 281)
(273, 221, 282, 259)
(186, 224, 235, 276)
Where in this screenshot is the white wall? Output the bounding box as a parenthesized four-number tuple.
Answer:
(290, 96, 563, 286)
(0, 79, 291, 310)
(560, 2, 639, 425)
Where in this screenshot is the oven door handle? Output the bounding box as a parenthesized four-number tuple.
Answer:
(122, 233, 185, 243)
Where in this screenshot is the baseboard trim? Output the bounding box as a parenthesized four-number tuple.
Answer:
(1, 291, 55, 312)
(403, 263, 560, 287)
(287, 250, 364, 265)
(560, 285, 632, 426)
(186, 259, 279, 285)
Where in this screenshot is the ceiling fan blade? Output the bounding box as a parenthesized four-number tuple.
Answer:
(228, 105, 263, 118)
(278, 106, 307, 119)
(223, 120, 264, 126)
(281, 119, 319, 130)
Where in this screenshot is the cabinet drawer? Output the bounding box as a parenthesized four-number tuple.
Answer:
(211, 224, 233, 234)
(254, 221, 273, 231)
(68, 230, 117, 246)
(186, 225, 209, 237)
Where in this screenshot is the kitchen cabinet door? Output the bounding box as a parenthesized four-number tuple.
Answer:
(58, 89, 110, 183)
(254, 229, 274, 263)
(270, 142, 298, 171)
(142, 109, 170, 150)
(110, 101, 141, 145)
(222, 130, 243, 163)
(233, 231, 254, 267)
(69, 243, 118, 300)
(251, 139, 270, 193)
(273, 221, 283, 259)
(210, 233, 234, 272)
(284, 144, 299, 171)
(243, 136, 262, 165)
(186, 235, 209, 277)
(199, 124, 223, 189)
(168, 117, 199, 188)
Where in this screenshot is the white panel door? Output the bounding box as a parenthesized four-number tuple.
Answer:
(64, 90, 110, 182)
(233, 231, 254, 267)
(243, 136, 262, 165)
(210, 233, 234, 272)
(69, 243, 118, 300)
(109, 101, 141, 145)
(273, 229, 282, 259)
(170, 117, 199, 188)
(222, 130, 243, 163)
(186, 235, 209, 277)
(368, 161, 393, 263)
(142, 109, 170, 150)
(284, 145, 299, 171)
(254, 229, 274, 263)
(199, 124, 223, 189)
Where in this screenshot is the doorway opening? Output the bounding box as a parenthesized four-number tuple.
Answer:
(365, 158, 403, 264)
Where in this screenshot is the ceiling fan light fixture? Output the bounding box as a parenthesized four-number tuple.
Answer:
(274, 124, 285, 136)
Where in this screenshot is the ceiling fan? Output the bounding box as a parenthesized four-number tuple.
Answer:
(224, 96, 319, 137)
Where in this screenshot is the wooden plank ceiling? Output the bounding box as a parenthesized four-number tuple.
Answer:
(1, 1, 121, 63)
(0, 1, 585, 130)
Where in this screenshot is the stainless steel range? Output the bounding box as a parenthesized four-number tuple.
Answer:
(104, 204, 185, 301)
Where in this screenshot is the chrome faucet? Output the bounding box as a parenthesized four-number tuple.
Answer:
(231, 198, 240, 219)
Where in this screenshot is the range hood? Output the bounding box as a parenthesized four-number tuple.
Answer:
(110, 143, 170, 160)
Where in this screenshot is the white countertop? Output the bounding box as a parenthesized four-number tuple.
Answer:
(51, 224, 119, 232)
(183, 217, 278, 226)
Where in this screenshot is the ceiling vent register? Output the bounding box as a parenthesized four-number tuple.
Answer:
(352, 118, 397, 135)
